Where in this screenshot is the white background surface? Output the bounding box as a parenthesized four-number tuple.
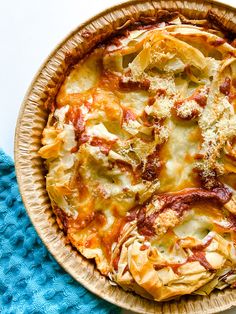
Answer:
(0, 1, 235, 313)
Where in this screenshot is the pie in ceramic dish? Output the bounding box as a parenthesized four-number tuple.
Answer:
(38, 14, 236, 301)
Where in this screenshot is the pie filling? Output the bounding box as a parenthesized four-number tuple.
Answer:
(39, 15, 236, 301)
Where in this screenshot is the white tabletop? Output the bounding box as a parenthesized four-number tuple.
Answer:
(0, 1, 235, 313)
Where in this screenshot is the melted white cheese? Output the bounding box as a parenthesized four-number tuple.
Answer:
(159, 121, 200, 191)
(86, 123, 118, 141)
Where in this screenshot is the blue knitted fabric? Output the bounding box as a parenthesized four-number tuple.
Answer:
(0, 149, 121, 314)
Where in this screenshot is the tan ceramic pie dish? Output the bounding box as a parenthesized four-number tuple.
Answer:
(15, 0, 236, 313)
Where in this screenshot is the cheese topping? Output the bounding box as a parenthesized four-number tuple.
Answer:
(39, 19, 236, 301)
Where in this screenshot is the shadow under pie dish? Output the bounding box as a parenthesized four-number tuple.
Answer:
(15, 1, 236, 313)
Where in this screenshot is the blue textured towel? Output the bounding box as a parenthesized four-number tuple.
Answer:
(0, 149, 121, 314)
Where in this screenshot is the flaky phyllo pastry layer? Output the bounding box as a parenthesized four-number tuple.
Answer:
(39, 16, 236, 301)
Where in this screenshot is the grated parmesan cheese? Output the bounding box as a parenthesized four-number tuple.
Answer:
(176, 100, 202, 119)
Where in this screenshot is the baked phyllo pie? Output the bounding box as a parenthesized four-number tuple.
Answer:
(39, 13, 236, 301)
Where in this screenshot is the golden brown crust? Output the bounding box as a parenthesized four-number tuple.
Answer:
(39, 13, 236, 301)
